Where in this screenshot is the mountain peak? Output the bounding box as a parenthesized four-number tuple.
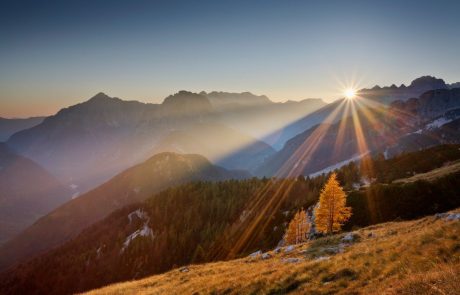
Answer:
(88, 92, 111, 101)
(409, 75, 447, 89)
(162, 91, 213, 115)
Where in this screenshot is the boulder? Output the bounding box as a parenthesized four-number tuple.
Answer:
(248, 250, 262, 258)
(261, 253, 272, 260)
(282, 257, 301, 263)
(342, 232, 359, 243)
(284, 245, 295, 253)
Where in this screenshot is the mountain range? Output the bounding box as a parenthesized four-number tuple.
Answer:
(2, 144, 460, 295)
(0, 75, 459, 294)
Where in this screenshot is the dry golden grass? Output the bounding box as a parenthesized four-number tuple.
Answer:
(84, 210, 460, 295)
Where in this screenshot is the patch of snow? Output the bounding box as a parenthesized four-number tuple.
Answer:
(309, 152, 370, 177)
(383, 148, 389, 160)
(71, 192, 80, 199)
(121, 210, 154, 252)
(128, 209, 148, 223)
(426, 117, 452, 130)
(69, 184, 78, 190)
(121, 223, 154, 252)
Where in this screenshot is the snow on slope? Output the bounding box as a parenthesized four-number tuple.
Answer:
(122, 209, 154, 252)
(309, 152, 369, 177)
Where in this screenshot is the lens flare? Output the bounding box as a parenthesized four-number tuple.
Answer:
(345, 88, 356, 99)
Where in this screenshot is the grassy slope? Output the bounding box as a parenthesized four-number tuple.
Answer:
(394, 160, 460, 184)
(85, 210, 460, 295)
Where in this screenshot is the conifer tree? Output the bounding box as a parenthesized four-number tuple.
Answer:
(314, 173, 351, 234)
(285, 209, 310, 244)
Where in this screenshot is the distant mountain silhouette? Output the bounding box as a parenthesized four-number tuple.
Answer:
(6, 91, 326, 191)
(360, 75, 449, 104)
(162, 91, 214, 117)
(7, 93, 159, 193)
(202, 91, 272, 110)
(0, 144, 70, 245)
(0, 152, 248, 271)
(0, 117, 44, 142)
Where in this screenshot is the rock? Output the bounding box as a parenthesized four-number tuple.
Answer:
(284, 245, 295, 253)
(446, 213, 460, 221)
(249, 250, 262, 258)
(282, 257, 301, 263)
(273, 247, 281, 254)
(367, 232, 376, 238)
(342, 232, 359, 243)
(179, 266, 189, 273)
(261, 253, 272, 260)
(315, 256, 330, 262)
(435, 213, 449, 219)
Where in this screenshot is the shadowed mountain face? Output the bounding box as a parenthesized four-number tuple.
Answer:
(5, 92, 268, 193)
(0, 152, 249, 272)
(257, 88, 460, 177)
(7, 93, 160, 193)
(6, 91, 325, 192)
(0, 117, 44, 142)
(0, 144, 70, 245)
(268, 76, 453, 149)
(151, 123, 275, 173)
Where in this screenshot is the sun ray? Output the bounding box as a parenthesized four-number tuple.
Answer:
(221, 100, 349, 258)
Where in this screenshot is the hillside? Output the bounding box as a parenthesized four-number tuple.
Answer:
(151, 123, 275, 172)
(0, 153, 248, 272)
(85, 209, 460, 294)
(1, 145, 460, 295)
(0, 144, 70, 245)
(0, 117, 44, 141)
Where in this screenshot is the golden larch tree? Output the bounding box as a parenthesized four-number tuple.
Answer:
(285, 209, 310, 245)
(314, 173, 351, 234)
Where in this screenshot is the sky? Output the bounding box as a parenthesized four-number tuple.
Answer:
(1, 0, 460, 118)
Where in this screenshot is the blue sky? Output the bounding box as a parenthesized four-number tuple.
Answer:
(1, 0, 460, 117)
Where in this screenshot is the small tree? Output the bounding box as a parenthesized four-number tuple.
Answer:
(285, 209, 310, 245)
(314, 173, 351, 234)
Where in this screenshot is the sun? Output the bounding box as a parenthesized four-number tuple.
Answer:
(344, 88, 356, 99)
